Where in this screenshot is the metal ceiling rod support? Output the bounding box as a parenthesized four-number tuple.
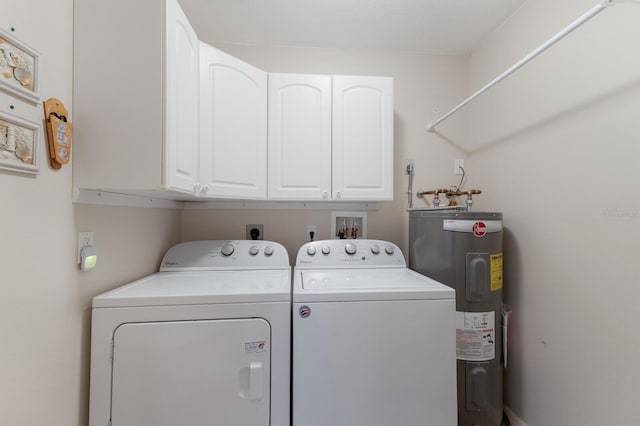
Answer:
(426, 0, 618, 133)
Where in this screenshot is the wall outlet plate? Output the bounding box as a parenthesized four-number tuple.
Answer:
(307, 225, 317, 241)
(246, 224, 264, 240)
(77, 231, 94, 264)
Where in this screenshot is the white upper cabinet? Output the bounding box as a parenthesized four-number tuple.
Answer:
(199, 44, 268, 199)
(166, 0, 200, 193)
(73, 0, 199, 197)
(268, 74, 394, 201)
(74, 0, 391, 203)
(333, 76, 394, 201)
(268, 74, 332, 200)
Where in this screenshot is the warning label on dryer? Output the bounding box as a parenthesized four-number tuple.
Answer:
(244, 341, 267, 354)
(456, 311, 495, 361)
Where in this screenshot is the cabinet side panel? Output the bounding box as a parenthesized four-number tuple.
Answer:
(165, 0, 199, 193)
(73, 0, 163, 190)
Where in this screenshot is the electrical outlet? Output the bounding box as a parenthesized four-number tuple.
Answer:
(454, 159, 464, 175)
(307, 225, 317, 242)
(77, 231, 94, 264)
(246, 224, 264, 240)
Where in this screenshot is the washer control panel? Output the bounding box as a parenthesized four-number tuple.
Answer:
(296, 239, 405, 269)
(160, 240, 289, 271)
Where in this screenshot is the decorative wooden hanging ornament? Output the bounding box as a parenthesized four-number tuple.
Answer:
(43, 98, 72, 169)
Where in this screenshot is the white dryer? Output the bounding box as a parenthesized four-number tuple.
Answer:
(293, 239, 457, 426)
(89, 240, 291, 426)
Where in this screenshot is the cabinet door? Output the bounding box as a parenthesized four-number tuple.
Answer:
(165, 0, 199, 193)
(268, 74, 332, 200)
(332, 76, 394, 200)
(199, 43, 267, 199)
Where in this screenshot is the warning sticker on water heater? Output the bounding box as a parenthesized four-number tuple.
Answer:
(490, 253, 503, 291)
(456, 311, 495, 361)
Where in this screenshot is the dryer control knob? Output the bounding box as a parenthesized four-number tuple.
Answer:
(345, 243, 357, 255)
(249, 246, 259, 256)
(321, 245, 331, 255)
(264, 246, 274, 256)
(307, 246, 316, 256)
(221, 243, 235, 256)
(384, 245, 395, 255)
(370, 244, 380, 254)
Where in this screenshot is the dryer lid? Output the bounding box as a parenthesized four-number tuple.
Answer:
(294, 268, 454, 302)
(93, 270, 291, 308)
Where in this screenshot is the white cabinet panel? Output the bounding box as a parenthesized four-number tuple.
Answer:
(74, 0, 199, 196)
(111, 319, 271, 426)
(333, 76, 394, 200)
(166, 0, 199, 193)
(268, 74, 332, 200)
(268, 74, 393, 201)
(199, 43, 267, 199)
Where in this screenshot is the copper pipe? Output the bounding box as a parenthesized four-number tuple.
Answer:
(416, 188, 449, 198)
(417, 188, 483, 209)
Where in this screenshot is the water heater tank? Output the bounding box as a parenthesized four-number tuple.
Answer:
(409, 209, 504, 426)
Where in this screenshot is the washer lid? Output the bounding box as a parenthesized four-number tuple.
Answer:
(294, 268, 454, 302)
(93, 270, 291, 308)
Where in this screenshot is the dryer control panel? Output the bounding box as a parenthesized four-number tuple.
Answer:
(160, 240, 289, 271)
(296, 239, 405, 269)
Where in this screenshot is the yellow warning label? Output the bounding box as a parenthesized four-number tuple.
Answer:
(490, 253, 503, 291)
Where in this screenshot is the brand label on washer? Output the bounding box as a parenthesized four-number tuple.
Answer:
(455, 311, 495, 361)
(244, 341, 267, 354)
(299, 305, 311, 318)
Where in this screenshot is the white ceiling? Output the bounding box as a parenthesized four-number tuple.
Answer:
(179, 0, 527, 55)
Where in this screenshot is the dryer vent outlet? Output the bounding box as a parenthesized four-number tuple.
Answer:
(246, 224, 264, 240)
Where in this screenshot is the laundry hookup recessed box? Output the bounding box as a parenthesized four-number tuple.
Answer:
(331, 211, 367, 239)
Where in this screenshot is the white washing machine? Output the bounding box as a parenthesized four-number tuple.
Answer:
(293, 239, 457, 426)
(89, 240, 291, 426)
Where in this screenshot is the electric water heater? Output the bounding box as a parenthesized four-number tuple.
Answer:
(409, 210, 505, 426)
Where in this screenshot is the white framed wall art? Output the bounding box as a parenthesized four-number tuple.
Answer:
(0, 110, 41, 174)
(0, 28, 40, 104)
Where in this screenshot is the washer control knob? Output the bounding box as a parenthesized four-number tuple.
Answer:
(264, 246, 274, 256)
(307, 246, 316, 256)
(384, 245, 395, 255)
(321, 245, 331, 255)
(371, 244, 380, 255)
(249, 246, 259, 256)
(345, 243, 357, 255)
(221, 243, 235, 256)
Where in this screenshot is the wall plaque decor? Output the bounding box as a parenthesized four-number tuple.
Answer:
(43, 98, 72, 169)
(0, 110, 40, 174)
(0, 28, 40, 104)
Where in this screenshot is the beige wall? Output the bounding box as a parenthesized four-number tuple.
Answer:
(0, 3, 182, 425)
(467, 0, 640, 424)
(182, 44, 470, 259)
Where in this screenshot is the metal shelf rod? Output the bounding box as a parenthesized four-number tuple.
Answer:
(426, 0, 615, 133)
